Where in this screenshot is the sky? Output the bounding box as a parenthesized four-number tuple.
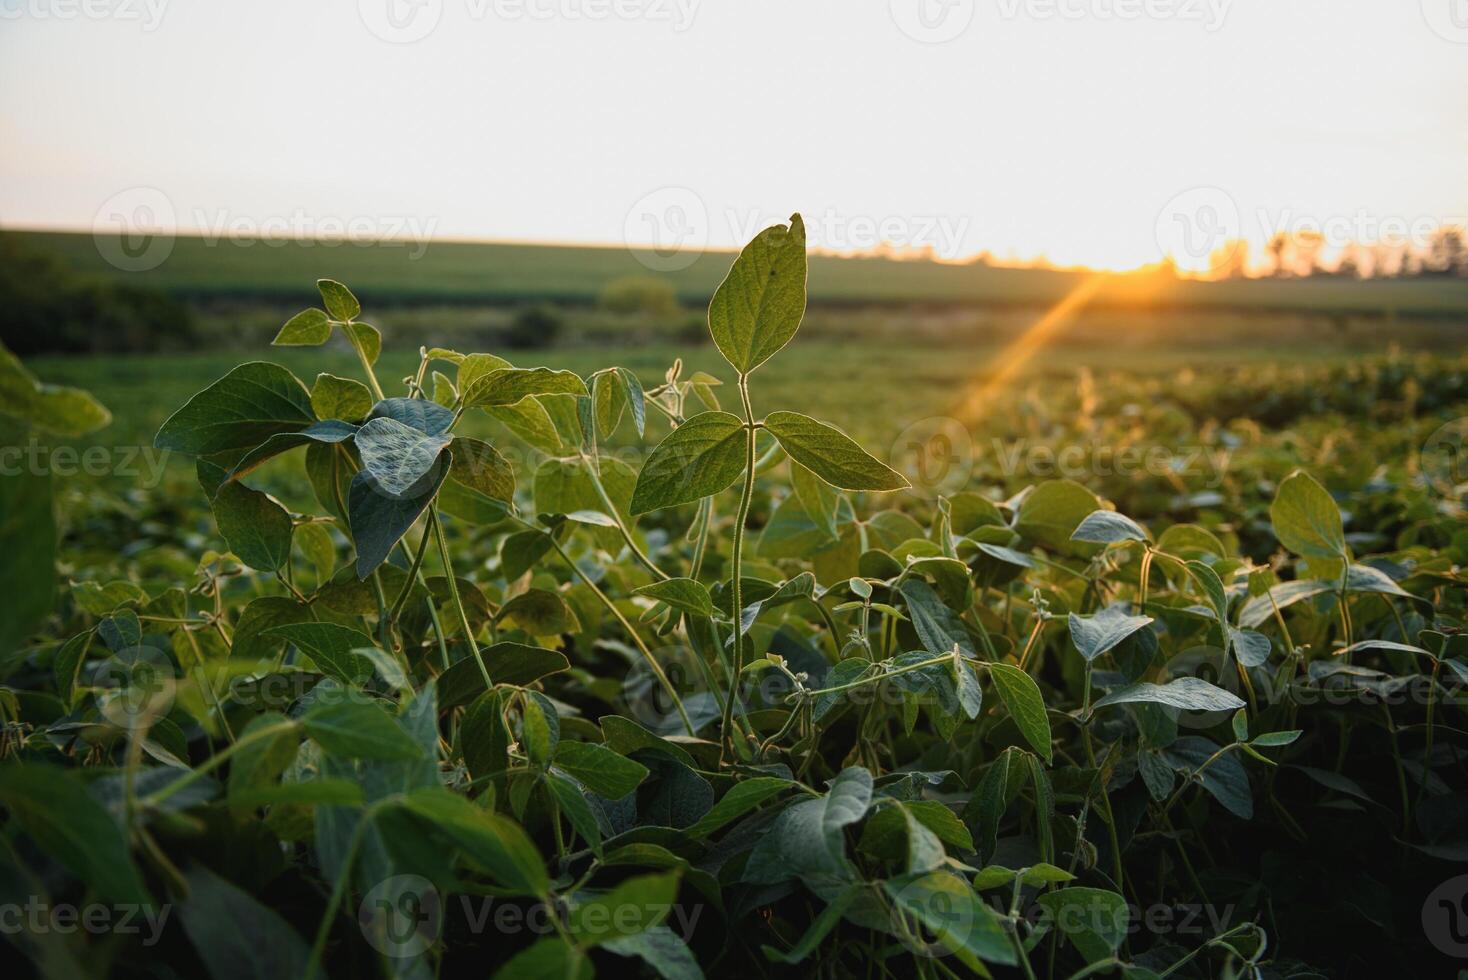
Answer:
(2, 0, 1466, 272)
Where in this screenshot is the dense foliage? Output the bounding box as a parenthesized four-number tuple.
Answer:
(2, 215, 1467, 979)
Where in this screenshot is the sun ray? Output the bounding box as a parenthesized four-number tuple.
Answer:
(954, 272, 1107, 426)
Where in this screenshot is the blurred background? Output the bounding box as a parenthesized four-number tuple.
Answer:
(2, 0, 1467, 513)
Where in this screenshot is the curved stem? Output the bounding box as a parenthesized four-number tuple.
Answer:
(430, 506, 491, 688)
(720, 374, 758, 761)
(544, 531, 695, 736)
(581, 450, 668, 581)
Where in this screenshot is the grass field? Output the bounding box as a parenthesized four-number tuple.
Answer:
(19, 228, 1468, 316)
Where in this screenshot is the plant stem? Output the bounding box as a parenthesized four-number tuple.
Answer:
(544, 531, 695, 737)
(720, 373, 758, 762)
(581, 451, 668, 581)
(143, 719, 299, 807)
(345, 321, 385, 402)
(430, 506, 491, 689)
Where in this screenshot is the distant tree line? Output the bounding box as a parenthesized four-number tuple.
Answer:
(0, 233, 196, 355)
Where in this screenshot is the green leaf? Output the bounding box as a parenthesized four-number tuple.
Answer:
(744, 766, 872, 886)
(499, 588, 579, 635)
(707, 213, 807, 374)
(0, 344, 111, 436)
(0, 465, 55, 653)
(273, 308, 331, 346)
(1036, 887, 1128, 963)
(230, 596, 312, 661)
(569, 872, 681, 946)
(179, 865, 310, 979)
(488, 396, 564, 454)
(344, 321, 381, 365)
(348, 452, 450, 577)
(0, 764, 150, 905)
(988, 663, 1053, 763)
(449, 437, 515, 502)
(763, 411, 908, 492)
(1162, 736, 1253, 818)
(1090, 677, 1245, 716)
(316, 279, 360, 321)
(367, 396, 454, 435)
(1270, 470, 1347, 560)
(1068, 606, 1154, 663)
(629, 411, 747, 515)
(546, 772, 603, 855)
(1185, 560, 1229, 622)
(155, 362, 315, 456)
(400, 786, 549, 896)
(634, 577, 714, 619)
(264, 623, 375, 686)
(685, 777, 794, 839)
(354, 416, 452, 497)
(792, 460, 840, 539)
(522, 690, 559, 767)
(310, 373, 373, 421)
(211, 481, 293, 572)
(1014, 480, 1102, 553)
(1071, 509, 1149, 544)
(463, 367, 588, 408)
(593, 367, 647, 439)
(899, 578, 975, 659)
(553, 741, 650, 799)
(225, 711, 302, 807)
(492, 939, 591, 980)
(1251, 730, 1302, 747)
(301, 698, 424, 760)
(883, 871, 1015, 969)
(222, 420, 358, 484)
(438, 643, 571, 709)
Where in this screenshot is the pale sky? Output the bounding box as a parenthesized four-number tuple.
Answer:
(2, 0, 1466, 270)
